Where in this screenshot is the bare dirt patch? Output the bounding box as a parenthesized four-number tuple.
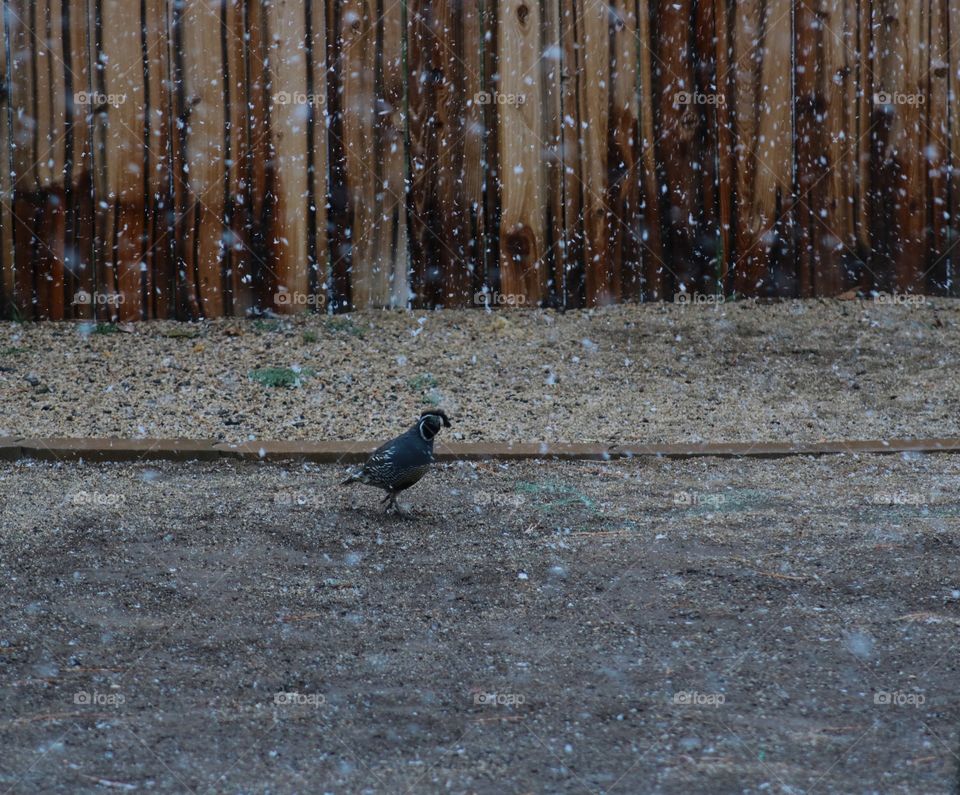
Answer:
(1, 453, 958, 792)
(1, 298, 958, 445)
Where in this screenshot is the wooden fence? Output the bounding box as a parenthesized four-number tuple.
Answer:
(0, 0, 957, 319)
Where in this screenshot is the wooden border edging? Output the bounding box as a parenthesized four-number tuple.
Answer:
(1, 437, 960, 463)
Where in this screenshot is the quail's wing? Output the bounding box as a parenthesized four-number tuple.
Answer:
(360, 436, 400, 476)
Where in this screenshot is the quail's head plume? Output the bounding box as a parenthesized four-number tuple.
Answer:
(341, 409, 452, 516)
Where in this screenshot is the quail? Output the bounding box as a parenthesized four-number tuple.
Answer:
(341, 409, 452, 515)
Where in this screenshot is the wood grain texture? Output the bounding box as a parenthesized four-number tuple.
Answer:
(223, 0, 253, 316)
(177, 0, 227, 317)
(308, 0, 329, 310)
(408, 0, 472, 307)
(31, 0, 66, 319)
(376, 0, 408, 308)
(541, 0, 563, 305)
(927, 0, 949, 291)
(609, 0, 640, 300)
(265, 0, 310, 313)
(339, 0, 407, 309)
(713, 0, 734, 290)
(950, 0, 960, 292)
(819, 0, 858, 294)
(558, 0, 584, 306)
(732, 0, 794, 296)
(2, 0, 960, 315)
(877, 0, 926, 292)
(576, 0, 611, 305)
(498, 0, 546, 305)
(657, 0, 701, 294)
(64, 0, 96, 319)
(98, 0, 150, 321)
(7, 0, 39, 316)
(0, 2, 13, 314)
(636, 0, 665, 299)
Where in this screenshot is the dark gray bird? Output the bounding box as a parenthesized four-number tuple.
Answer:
(341, 409, 452, 515)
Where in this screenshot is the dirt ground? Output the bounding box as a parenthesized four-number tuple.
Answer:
(1, 453, 959, 793)
(1, 298, 959, 445)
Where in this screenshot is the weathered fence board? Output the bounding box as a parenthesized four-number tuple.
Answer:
(0, 3, 14, 313)
(2, 0, 959, 318)
(950, 0, 960, 291)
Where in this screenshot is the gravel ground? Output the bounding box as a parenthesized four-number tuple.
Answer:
(1, 298, 958, 445)
(2, 453, 959, 793)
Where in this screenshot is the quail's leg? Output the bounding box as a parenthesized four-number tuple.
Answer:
(383, 492, 398, 514)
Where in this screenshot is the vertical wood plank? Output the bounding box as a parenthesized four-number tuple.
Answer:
(98, 0, 149, 321)
(794, 0, 824, 297)
(498, 0, 546, 305)
(636, 0, 664, 299)
(927, 0, 949, 291)
(657, 0, 701, 294)
(324, 0, 349, 309)
(950, 0, 960, 291)
(856, 0, 873, 270)
(609, 0, 641, 301)
(245, 0, 274, 312)
(340, 0, 407, 309)
(0, 1, 13, 315)
(141, 0, 173, 318)
(732, 0, 794, 296)
(32, 0, 66, 319)
(577, 0, 611, 305)
(378, 0, 408, 307)
(820, 0, 858, 293)
(408, 0, 471, 307)
(8, 0, 39, 316)
(878, 0, 926, 291)
(480, 0, 500, 294)
(541, 0, 564, 305)
(339, 0, 377, 308)
(265, 0, 310, 313)
(462, 0, 488, 302)
(713, 0, 734, 291)
(308, 0, 329, 310)
(177, 0, 227, 317)
(559, 0, 585, 306)
(63, 0, 96, 319)
(694, 0, 721, 294)
(223, 0, 253, 316)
